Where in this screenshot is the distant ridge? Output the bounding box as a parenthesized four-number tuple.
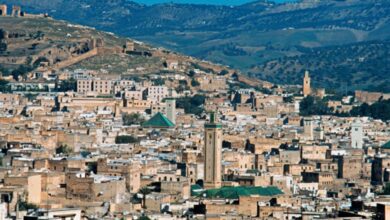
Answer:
(4, 0, 390, 92)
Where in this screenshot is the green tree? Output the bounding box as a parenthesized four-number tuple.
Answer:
(115, 135, 139, 144)
(152, 78, 165, 86)
(55, 144, 72, 155)
(188, 70, 196, 77)
(191, 78, 200, 87)
(300, 96, 332, 116)
(0, 42, 7, 52)
(175, 84, 190, 93)
(11, 65, 33, 81)
(32, 56, 50, 68)
(382, 183, 390, 195)
(18, 201, 38, 211)
(139, 187, 152, 209)
(176, 94, 205, 116)
(57, 78, 77, 92)
(122, 113, 145, 126)
(219, 69, 229, 76)
(350, 99, 390, 121)
(0, 79, 11, 93)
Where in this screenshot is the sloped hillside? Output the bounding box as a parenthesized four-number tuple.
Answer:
(3, 0, 390, 91)
(252, 40, 390, 92)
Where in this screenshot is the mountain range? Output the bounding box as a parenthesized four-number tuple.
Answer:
(5, 0, 390, 92)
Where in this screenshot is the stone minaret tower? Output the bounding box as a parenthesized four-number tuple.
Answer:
(165, 98, 176, 125)
(204, 112, 222, 189)
(304, 117, 314, 140)
(303, 70, 311, 97)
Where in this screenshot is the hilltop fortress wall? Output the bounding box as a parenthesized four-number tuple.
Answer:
(0, 4, 47, 18)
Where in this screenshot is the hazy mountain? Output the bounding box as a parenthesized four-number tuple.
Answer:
(6, 0, 390, 91)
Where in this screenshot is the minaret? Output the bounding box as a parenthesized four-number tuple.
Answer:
(165, 98, 176, 125)
(303, 70, 311, 97)
(304, 118, 314, 140)
(204, 112, 222, 189)
(114, 102, 121, 119)
(351, 121, 363, 149)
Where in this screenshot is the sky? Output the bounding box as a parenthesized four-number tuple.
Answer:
(133, 0, 294, 5)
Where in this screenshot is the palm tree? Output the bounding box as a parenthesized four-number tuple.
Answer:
(139, 187, 152, 209)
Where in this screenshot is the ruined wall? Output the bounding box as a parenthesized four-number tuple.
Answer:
(50, 48, 98, 70)
(355, 90, 384, 104)
(11, 6, 21, 17)
(0, 5, 7, 16)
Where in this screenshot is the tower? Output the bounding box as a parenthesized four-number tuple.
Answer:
(351, 121, 363, 149)
(303, 118, 313, 140)
(114, 102, 121, 119)
(165, 98, 176, 125)
(303, 70, 311, 97)
(204, 112, 222, 189)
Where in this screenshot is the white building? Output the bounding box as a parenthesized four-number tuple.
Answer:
(351, 121, 363, 149)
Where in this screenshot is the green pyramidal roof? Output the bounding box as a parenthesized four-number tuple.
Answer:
(142, 112, 175, 128)
(382, 141, 390, 149)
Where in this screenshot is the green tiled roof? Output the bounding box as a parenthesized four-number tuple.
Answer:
(191, 184, 204, 196)
(382, 141, 390, 149)
(204, 186, 283, 199)
(142, 112, 175, 128)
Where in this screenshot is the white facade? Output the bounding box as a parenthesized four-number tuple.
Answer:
(351, 121, 363, 149)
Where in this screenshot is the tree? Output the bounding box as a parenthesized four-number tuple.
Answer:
(191, 78, 200, 87)
(299, 96, 332, 116)
(152, 78, 165, 86)
(188, 70, 196, 77)
(382, 183, 390, 195)
(175, 84, 190, 93)
(11, 65, 33, 81)
(219, 69, 229, 76)
(122, 113, 145, 126)
(87, 162, 98, 174)
(32, 56, 50, 68)
(18, 200, 38, 211)
(176, 94, 206, 116)
(55, 144, 72, 155)
(57, 78, 77, 92)
(350, 99, 390, 121)
(283, 96, 294, 103)
(0, 42, 7, 52)
(139, 187, 152, 209)
(115, 135, 139, 144)
(0, 79, 11, 93)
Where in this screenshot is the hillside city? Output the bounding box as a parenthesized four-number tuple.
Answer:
(1, 3, 390, 220)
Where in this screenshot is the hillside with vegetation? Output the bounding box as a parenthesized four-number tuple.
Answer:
(0, 16, 240, 82)
(4, 0, 390, 92)
(252, 40, 390, 92)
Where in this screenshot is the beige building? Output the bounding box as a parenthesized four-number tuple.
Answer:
(77, 79, 113, 95)
(4, 173, 42, 204)
(97, 158, 141, 193)
(147, 86, 169, 103)
(66, 172, 126, 202)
